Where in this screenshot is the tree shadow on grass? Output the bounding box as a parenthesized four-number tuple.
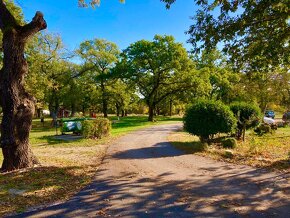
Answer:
(36, 135, 71, 145)
(36, 135, 83, 146)
(0, 166, 90, 217)
(13, 166, 290, 218)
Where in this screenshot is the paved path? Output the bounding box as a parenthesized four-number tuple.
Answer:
(16, 124, 289, 217)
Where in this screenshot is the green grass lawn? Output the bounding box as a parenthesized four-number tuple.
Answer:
(0, 115, 181, 216)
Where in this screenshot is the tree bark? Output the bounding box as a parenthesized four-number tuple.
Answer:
(71, 103, 76, 117)
(36, 108, 41, 118)
(0, 2, 47, 171)
(103, 98, 108, 118)
(116, 103, 120, 117)
(169, 99, 173, 117)
(100, 80, 108, 118)
(82, 104, 86, 115)
(148, 105, 155, 121)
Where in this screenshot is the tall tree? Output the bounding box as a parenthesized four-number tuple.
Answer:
(77, 39, 120, 118)
(0, 0, 47, 171)
(118, 35, 199, 121)
(195, 49, 240, 103)
(110, 79, 138, 117)
(26, 33, 68, 117)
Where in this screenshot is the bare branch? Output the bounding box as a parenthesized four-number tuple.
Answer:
(20, 11, 47, 40)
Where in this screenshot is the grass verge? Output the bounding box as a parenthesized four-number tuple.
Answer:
(168, 127, 290, 172)
(0, 115, 182, 216)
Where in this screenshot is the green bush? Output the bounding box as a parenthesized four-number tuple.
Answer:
(230, 102, 261, 139)
(183, 100, 237, 142)
(254, 123, 273, 135)
(82, 118, 111, 139)
(223, 150, 234, 159)
(221, 138, 237, 149)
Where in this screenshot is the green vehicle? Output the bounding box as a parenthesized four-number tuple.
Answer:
(60, 118, 93, 134)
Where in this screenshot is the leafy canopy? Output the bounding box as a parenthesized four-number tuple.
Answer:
(119, 35, 193, 105)
(163, 0, 290, 70)
(78, 0, 125, 7)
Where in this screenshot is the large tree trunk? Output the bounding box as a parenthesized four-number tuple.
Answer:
(82, 104, 86, 115)
(103, 98, 108, 118)
(71, 103, 76, 117)
(169, 99, 173, 117)
(0, 2, 47, 172)
(116, 103, 120, 117)
(148, 105, 155, 121)
(101, 80, 108, 118)
(49, 89, 59, 117)
(36, 108, 41, 118)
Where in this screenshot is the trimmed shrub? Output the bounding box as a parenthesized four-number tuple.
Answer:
(230, 102, 261, 140)
(82, 118, 111, 139)
(221, 138, 237, 149)
(183, 100, 237, 142)
(254, 123, 273, 135)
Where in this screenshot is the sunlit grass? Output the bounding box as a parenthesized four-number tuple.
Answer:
(0, 115, 181, 216)
(168, 127, 290, 171)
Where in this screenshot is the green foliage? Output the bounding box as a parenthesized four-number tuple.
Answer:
(25, 33, 73, 113)
(195, 49, 241, 103)
(78, 0, 125, 8)
(254, 123, 275, 136)
(82, 118, 111, 139)
(221, 138, 237, 149)
(118, 35, 206, 121)
(183, 99, 237, 142)
(183, 0, 290, 70)
(230, 102, 261, 140)
(77, 38, 120, 117)
(230, 102, 261, 129)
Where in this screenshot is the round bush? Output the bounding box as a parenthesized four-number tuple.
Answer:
(183, 100, 237, 142)
(230, 102, 261, 128)
(221, 138, 237, 149)
(230, 102, 261, 139)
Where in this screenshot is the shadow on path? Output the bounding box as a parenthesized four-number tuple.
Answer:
(14, 166, 290, 218)
(12, 123, 290, 218)
(112, 142, 185, 159)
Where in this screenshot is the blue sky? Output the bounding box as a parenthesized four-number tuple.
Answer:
(18, 0, 197, 51)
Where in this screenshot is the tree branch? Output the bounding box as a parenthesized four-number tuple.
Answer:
(155, 84, 193, 105)
(20, 11, 47, 40)
(0, 0, 18, 30)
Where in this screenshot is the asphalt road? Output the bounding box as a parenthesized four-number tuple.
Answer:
(14, 123, 290, 218)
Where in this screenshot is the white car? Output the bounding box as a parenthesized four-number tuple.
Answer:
(263, 116, 275, 124)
